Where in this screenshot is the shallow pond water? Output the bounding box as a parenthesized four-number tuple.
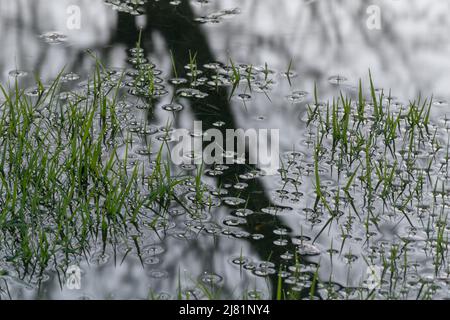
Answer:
(1, 0, 450, 300)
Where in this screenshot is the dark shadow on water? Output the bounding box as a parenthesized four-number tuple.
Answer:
(109, 1, 311, 299)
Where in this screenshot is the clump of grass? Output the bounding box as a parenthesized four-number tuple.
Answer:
(0, 54, 186, 280)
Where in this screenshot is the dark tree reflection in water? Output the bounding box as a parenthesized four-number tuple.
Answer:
(1, 0, 450, 299)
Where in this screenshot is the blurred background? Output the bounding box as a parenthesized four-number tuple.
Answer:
(1, 0, 450, 99)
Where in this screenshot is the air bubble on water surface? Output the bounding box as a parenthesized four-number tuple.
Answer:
(179, 163, 197, 171)
(280, 251, 294, 260)
(222, 197, 246, 206)
(253, 267, 276, 277)
(291, 191, 304, 198)
(147, 270, 169, 279)
(273, 228, 289, 236)
(143, 244, 165, 256)
(234, 208, 253, 217)
(233, 230, 251, 238)
(236, 93, 252, 101)
(259, 261, 275, 268)
(176, 88, 208, 99)
(40, 31, 68, 44)
(139, 126, 159, 135)
(182, 288, 204, 300)
(223, 216, 247, 226)
(291, 236, 312, 245)
(282, 71, 299, 78)
(136, 63, 156, 71)
(252, 234, 264, 240)
(261, 206, 292, 215)
(134, 148, 153, 156)
(212, 121, 226, 127)
(282, 151, 306, 161)
(233, 182, 248, 190)
(171, 229, 198, 240)
(8, 70, 28, 78)
(243, 262, 257, 271)
(129, 47, 144, 54)
(25, 86, 50, 97)
(90, 252, 110, 265)
(344, 253, 359, 264)
(153, 220, 176, 231)
(297, 243, 321, 256)
(203, 62, 223, 70)
(61, 72, 80, 82)
(273, 239, 288, 246)
(168, 208, 186, 216)
(247, 290, 266, 300)
(155, 134, 173, 142)
(77, 295, 95, 300)
(199, 272, 223, 285)
(285, 94, 305, 104)
(328, 75, 348, 85)
(286, 90, 308, 103)
(433, 100, 448, 107)
(203, 223, 222, 235)
(230, 256, 252, 266)
(169, 78, 188, 85)
(195, 17, 221, 24)
(204, 169, 224, 177)
(162, 103, 184, 112)
(157, 292, 171, 300)
(278, 271, 291, 278)
(144, 257, 160, 265)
